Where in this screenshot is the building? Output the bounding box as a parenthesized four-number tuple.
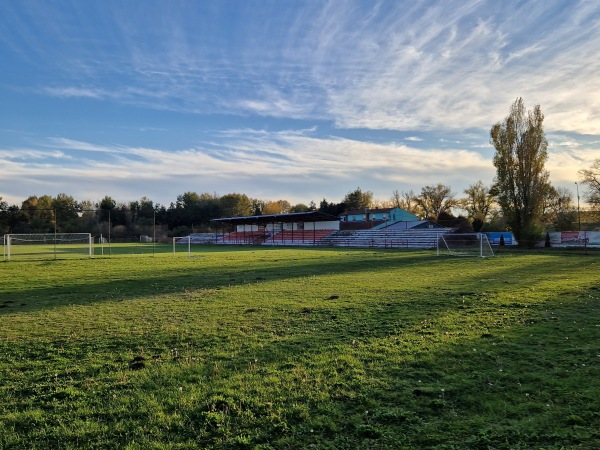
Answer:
(339, 207, 418, 230)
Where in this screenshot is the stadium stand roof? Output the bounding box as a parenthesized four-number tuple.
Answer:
(212, 211, 340, 225)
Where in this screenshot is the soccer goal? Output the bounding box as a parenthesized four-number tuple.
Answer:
(437, 233, 495, 258)
(173, 236, 192, 257)
(4, 233, 93, 260)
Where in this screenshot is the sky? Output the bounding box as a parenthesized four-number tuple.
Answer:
(1, 0, 599, 208)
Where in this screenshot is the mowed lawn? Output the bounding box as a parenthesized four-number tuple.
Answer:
(0, 246, 599, 449)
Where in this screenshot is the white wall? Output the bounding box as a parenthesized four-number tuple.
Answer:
(549, 231, 600, 247)
(236, 220, 339, 232)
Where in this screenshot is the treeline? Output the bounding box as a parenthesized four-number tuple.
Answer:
(0, 190, 349, 237)
(0, 180, 582, 239)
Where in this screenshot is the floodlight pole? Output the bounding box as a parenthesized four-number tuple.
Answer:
(53, 208, 57, 260)
(108, 209, 112, 256)
(575, 182, 581, 231)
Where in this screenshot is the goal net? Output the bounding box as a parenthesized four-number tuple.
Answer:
(172, 234, 219, 257)
(5, 233, 93, 260)
(437, 233, 495, 258)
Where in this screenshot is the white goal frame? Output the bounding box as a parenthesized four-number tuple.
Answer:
(4, 233, 93, 260)
(173, 236, 192, 257)
(437, 233, 495, 258)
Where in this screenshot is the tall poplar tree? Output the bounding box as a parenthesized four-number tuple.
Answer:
(490, 98, 550, 246)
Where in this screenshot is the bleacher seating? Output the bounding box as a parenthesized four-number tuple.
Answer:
(205, 226, 449, 249)
(319, 228, 447, 249)
(221, 231, 270, 244)
(264, 229, 335, 245)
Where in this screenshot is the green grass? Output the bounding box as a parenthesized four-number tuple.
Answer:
(1, 246, 599, 449)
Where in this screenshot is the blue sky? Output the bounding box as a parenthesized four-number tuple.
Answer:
(1, 0, 599, 208)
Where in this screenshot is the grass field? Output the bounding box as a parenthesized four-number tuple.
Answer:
(1, 246, 599, 449)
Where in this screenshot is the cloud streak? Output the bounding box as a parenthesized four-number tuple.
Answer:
(1, 1, 599, 206)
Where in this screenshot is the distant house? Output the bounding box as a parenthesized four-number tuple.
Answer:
(340, 207, 418, 223)
(383, 220, 446, 230)
(339, 207, 418, 230)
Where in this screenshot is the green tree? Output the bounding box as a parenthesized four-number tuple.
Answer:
(52, 193, 80, 232)
(220, 193, 253, 217)
(318, 198, 345, 216)
(491, 98, 551, 245)
(98, 196, 117, 222)
(21, 195, 54, 232)
(290, 203, 312, 213)
(250, 198, 264, 216)
(176, 192, 201, 209)
(343, 187, 373, 210)
(0, 197, 8, 233)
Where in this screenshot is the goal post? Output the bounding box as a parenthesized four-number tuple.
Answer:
(5, 233, 93, 260)
(173, 236, 192, 257)
(437, 233, 495, 258)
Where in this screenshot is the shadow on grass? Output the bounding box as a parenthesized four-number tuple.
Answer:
(1, 246, 595, 325)
(155, 287, 600, 448)
(0, 249, 445, 314)
(3, 278, 598, 449)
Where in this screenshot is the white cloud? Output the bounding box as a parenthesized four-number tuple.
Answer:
(43, 87, 105, 99)
(0, 130, 498, 204)
(2, 1, 600, 206)
(9, 1, 600, 135)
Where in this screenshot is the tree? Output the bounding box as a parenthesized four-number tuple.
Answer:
(219, 193, 253, 217)
(491, 98, 551, 245)
(543, 186, 576, 231)
(318, 198, 345, 216)
(0, 197, 8, 233)
(52, 193, 80, 232)
(290, 203, 312, 213)
(391, 190, 420, 215)
(171, 192, 216, 229)
(579, 159, 600, 212)
(342, 187, 373, 210)
(21, 195, 54, 232)
(262, 200, 291, 215)
(415, 184, 458, 220)
(460, 181, 497, 227)
(98, 196, 117, 223)
(250, 198, 265, 216)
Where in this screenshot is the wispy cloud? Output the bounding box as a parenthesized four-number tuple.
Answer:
(43, 87, 105, 99)
(1, 1, 600, 206)
(0, 131, 494, 203)
(5, 1, 600, 134)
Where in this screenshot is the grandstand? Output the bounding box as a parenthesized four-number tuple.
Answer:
(207, 227, 446, 249)
(202, 212, 451, 249)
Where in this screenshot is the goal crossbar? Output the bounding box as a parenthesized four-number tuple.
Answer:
(437, 233, 495, 258)
(5, 233, 93, 260)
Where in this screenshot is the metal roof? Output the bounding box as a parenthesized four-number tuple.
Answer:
(211, 211, 340, 225)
